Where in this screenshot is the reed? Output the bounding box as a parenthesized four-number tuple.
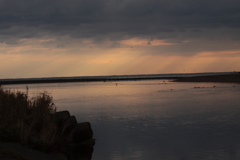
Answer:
(0, 85, 73, 153)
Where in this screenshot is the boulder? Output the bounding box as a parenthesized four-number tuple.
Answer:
(53, 111, 71, 122)
(0, 142, 62, 160)
(69, 116, 77, 125)
(63, 116, 77, 138)
(71, 143, 94, 160)
(72, 122, 93, 143)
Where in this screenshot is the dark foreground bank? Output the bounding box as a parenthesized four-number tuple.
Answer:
(0, 86, 95, 160)
(172, 73, 240, 83)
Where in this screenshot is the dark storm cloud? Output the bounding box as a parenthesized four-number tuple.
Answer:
(0, 0, 240, 41)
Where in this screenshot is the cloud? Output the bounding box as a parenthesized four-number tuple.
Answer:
(0, 0, 239, 62)
(0, 0, 239, 39)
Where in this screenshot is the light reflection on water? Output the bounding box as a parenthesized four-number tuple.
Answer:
(4, 80, 240, 160)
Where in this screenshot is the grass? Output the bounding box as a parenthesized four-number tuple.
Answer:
(0, 85, 74, 154)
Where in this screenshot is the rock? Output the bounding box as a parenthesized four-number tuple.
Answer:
(72, 122, 93, 143)
(69, 116, 77, 125)
(0, 142, 62, 160)
(80, 139, 96, 147)
(49, 152, 68, 160)
(54, 111, 71, 121)
(64, 115, 78, 136)
(52, 111, 77, 137)
(71, 143, 94, 160)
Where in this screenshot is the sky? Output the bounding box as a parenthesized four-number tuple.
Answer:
(0, 0, 240, 78)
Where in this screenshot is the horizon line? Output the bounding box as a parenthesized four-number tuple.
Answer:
(1, 71, 239, 81)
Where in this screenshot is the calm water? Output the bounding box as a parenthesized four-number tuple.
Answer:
(4, 80, 240, 160)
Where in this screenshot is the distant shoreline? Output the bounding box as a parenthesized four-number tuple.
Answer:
(0, 72, 239, 85)
(172, 73, 240, 83)
(0, 76, 178, 85)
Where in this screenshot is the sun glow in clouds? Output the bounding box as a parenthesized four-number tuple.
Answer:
(0, 0, 240, 78)
(0, 36, 240, 78)
(1, 44, 240, 79)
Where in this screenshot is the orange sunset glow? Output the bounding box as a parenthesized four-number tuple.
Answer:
(0, 0, 240, 78)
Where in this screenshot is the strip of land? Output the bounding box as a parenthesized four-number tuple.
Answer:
(0, 76, 178, 85)
(0, 72, 239, 85)
(172, 73, 240, 83)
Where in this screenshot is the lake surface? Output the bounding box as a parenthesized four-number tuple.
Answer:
(4, 80, 240, 160)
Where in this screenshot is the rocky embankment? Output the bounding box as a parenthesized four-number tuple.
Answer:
(0, 111, 95, 160)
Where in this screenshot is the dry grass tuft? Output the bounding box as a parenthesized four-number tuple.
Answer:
(0, 85, 74, 153)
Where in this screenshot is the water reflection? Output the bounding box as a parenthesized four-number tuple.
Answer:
(4, 81, 240, 160)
